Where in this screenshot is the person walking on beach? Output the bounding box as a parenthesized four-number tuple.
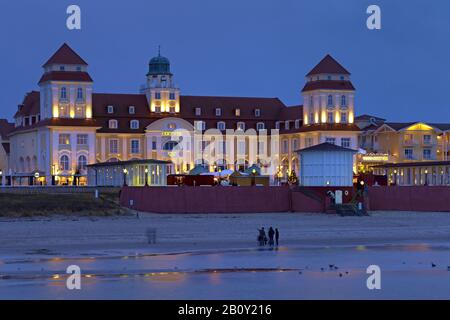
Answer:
(268, 227, 275, 246)
(258, 227, 266, 246)
(275, 228, 280, 246)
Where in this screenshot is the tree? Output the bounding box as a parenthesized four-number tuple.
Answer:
(288, 170, 298, 185)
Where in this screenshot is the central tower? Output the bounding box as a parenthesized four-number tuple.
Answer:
(141, 49, 180, 114)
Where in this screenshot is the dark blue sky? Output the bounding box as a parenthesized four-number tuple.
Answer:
(1, 0, 449, 122)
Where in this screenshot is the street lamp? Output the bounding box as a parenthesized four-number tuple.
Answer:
(251, 168, 257, 186)
(144, 168, 149, 187)
(123, 168, 128, 187)
(34, 172, 40, 186)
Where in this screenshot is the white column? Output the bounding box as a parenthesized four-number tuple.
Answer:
(122, 137, 128, 161)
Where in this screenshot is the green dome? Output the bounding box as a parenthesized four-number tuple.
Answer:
(148, 53, 171, 76)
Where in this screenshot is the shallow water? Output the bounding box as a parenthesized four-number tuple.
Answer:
(1, 244, 449, 299)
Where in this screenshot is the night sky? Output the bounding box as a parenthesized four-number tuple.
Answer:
(1, 0, 449, 122)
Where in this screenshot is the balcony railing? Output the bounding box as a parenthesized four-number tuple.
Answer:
(402, 139, 419, 146)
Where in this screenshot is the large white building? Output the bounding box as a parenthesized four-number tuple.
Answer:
(0, 44, 360, 185)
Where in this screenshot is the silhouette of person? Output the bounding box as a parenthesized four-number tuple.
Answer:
(268, 227, 275, 246)
(275, 228, 280, 246)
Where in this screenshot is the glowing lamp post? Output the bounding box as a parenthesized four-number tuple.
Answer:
(144, 168, 149, 187)
(251, 168, 257, 186)
(123, 168, 128, 187)
(34, 172, 40, 186)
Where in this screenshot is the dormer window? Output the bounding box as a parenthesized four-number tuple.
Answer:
(275, 121, 280, 130)
(256, 122, 265, 131)
(107, 105, 114, 114)
(76, 66, 82, 71)
(109, 119, 118, 129)
(195, 107, 202, 116)
(340, 75, 345, 80)
(215, 108, 222, 116)
(235, 109, 241, 117)
(130, 120, 139, 129)
(285, 121, 290, 130)
(195, 121, 206, 131)
(60, 66, 65, 71)
(295, 120, 300, 129)
(237, 122, 245, 131)
(255, 109, 261, 117)
(129, 106, 135, 114)
(327, 75, 332, 80)
(217, 121, 226, 131)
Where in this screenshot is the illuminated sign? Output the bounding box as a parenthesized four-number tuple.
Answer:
(361, 153, 389, 162)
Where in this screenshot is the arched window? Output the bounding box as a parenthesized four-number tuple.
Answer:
(60, 87, 67, 100)
(77, 88, 83, 100)
(341, 95, 347, 107)
(163, 141, 179, 151)
(130, 120, 139, 129)
(78, 155, 87, 171)
(26, 156, 31, 172)
(109, 119, 118, 129)
(327, 95, 333, 107)
(19, 157, 25, 172)
(60, 155, 70, 171)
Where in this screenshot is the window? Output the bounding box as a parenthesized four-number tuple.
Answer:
(340, 112, 347, 123)
(109, 139, 119, 154)
(195, 107, 202, 116)
(256, 122, 265, 131)
(310, 96, 314, 107)
(109, 119, 118, 129)
(155, 92, 161, 100)
(130, 120, 139, 129)
(295, 120, 300, 129)
(327, 95, 333, 107)
(282, 140, 289, 153)
(77, 134, 88, 145)
(310, 113, 314, 124)
(215, 108, 222, 116)
(129, 106, 135, 114)
(325, 137, 336, 145)
(59, 134, 70, 145)
(423, 149, 432, 160)
(78, 155, 87, 171)
(327, 112, 334, 123)
(285, 121, 290, 130)
(77, 88, 83, 100)
(327, 75, 332, 80)
(163, 141, 179, 151)
(60, 155, 70, 171)
(404, 148, 414, 160)
(305, 137, 314, 147)
(340, 95, 347, 107)
(255, 109, 261, 117)
(217, 122, 226, 131)
(152, 139, 157, 150)
(196, 121, 206, 131)
(275, 122, 280, 130)
(237, 122, 245, 131)
(235, 109, 241, 116)
(107, 105, 114, 114)
(292, 139, 299, 151)
(341, 138, 351, 148)
(131, 140, 140, 154)
(76, 66, 82, 71)
(423, 135, 432, 145)
(60, 87, 67, 100)
(60, 66, 65, 71)
(169, 92, 176, 100)
(154, 105, 161, 113)
(340, 75, 345, 80)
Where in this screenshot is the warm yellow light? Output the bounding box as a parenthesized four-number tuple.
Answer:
(321, 111, 327, 123)
(69, 109, 75, 118)
(335, 111, 340, 124)
(304, 114, 308, 125)
(348, 111, 354, 124)
(86, 107, 92, 119)
(53, 105, 59, 118)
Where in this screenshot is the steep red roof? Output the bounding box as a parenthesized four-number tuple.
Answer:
(38, 71, 93, 84)
(302, 80, 355, 92)
(307, 54, 350, 76)
(0, 119, 14, 140)
(279, 105, 303, 121)
(10, 118, 100, 135)
(14, 91, 40, 118)
(43, 43, 88, 67)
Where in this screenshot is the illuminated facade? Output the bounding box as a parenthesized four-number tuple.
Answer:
(2, 43, 361, 185)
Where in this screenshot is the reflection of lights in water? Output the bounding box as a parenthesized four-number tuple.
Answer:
(52, 274, 60, 279)
(356, 245, 367, 251)
(85, 274, 93, 278)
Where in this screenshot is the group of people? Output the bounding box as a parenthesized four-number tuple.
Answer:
(257, 227, 280, 246)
